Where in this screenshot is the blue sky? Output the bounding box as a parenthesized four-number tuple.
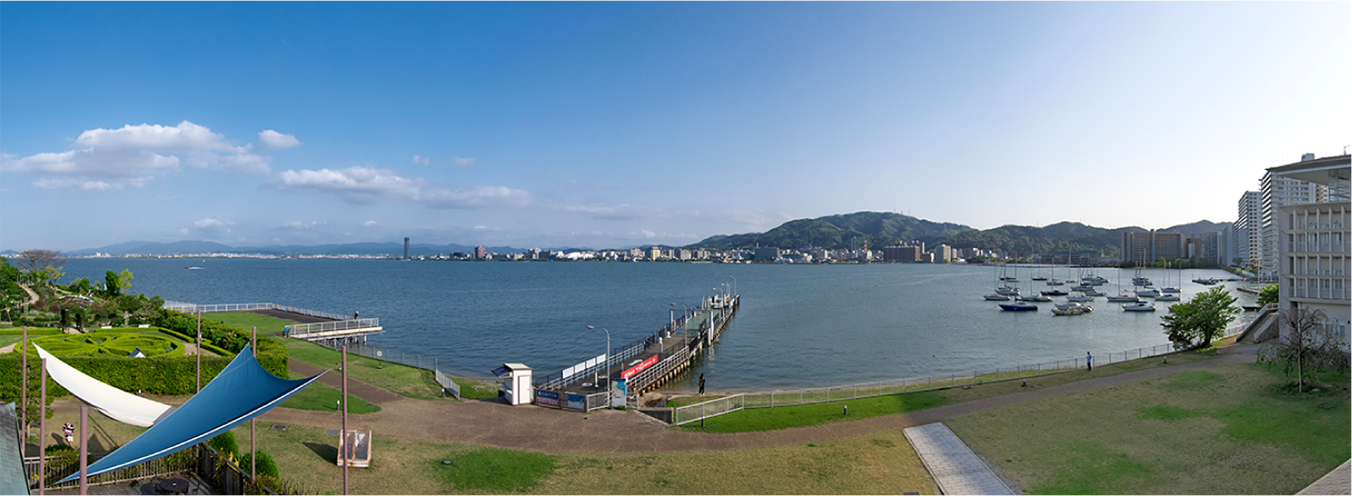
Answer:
(2, 2, 1348, 252)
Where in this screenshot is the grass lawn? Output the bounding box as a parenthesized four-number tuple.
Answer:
(946, 362, 1351, 494)
(239, 422, 937, 494)
(203, 312, 292, 336)
(673, 348, 1226, 434)
(279, 371, 381, 414)
(0, 335, 20, 349)
(284, 339, 499, 401)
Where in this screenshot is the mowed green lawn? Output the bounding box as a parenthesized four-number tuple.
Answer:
(204, 311, 291, 335)
(284, 339, 499, 400)
(946, 362, 1350, 494)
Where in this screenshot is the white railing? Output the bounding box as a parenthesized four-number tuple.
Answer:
(163, 301, 349, 321)
(434, 368, 462, 399)
(285, 318, 382, 337)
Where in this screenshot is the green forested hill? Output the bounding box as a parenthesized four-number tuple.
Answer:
(690, 213, 1165, 258)
(690, 212, 973, 250)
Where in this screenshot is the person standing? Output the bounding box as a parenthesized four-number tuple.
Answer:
(698, 374, 706, 395)
(1086, 351, 1093, 372)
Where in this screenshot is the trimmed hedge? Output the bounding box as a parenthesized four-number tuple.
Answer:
(0, 328, 63, 336)
(240, 451, 280, 479)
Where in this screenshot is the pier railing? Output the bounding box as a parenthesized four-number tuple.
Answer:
(671, 323, 1248, 425)
(163, 301, 349, 321)
(285, 318, 382, 338)
(434, 368, 462, 399)
(534, 334, 657, 390)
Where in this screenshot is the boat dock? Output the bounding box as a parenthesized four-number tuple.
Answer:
(162, 301, 384, 346)
(531, 293, 739, 411)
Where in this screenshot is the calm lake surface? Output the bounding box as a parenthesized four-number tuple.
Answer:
(59, 259, 1259, 390)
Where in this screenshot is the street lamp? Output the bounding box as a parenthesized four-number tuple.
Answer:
(586, 326, 611, 407)
(730, 276, 736, 299)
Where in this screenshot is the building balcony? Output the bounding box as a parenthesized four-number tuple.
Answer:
(1286, 287, 1350, 301)
(1285, 242, 1352, 254)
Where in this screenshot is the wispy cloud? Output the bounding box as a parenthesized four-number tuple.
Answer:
(258, 130, 302, 149)
(412, 154, 430, 165)
(1, 121, 292, 190)
(272, 165, 531, 209)
(452, 156, 476, 166)
(191, 218, 235, 238)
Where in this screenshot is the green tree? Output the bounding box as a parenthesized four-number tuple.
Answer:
(1257, 284, 1279, 307)
(117, 269, 133, 294)
(1160, 287, 1239, 349)
(105, 270, 121, 297)
(1259, 307, 1350, 392)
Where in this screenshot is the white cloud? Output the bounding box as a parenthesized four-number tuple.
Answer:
(195, 218, 234, 228)
(258, 130, 302, 149)
(280, 220, 326, 229)
(273, 165, 532, 210)
(361, 220, 381, 228)
(452, 156, 476, 166)
(421, 185, 532, 209)
(412, 154, 430, 165)
(273, 166, 425, 205)
(1, 121, 281, 190)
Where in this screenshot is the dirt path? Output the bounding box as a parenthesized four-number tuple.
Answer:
(289, 359, 405, 405)
(247, 345, 1261, 455)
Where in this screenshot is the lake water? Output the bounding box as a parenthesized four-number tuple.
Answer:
(58, 259, 1259, 390)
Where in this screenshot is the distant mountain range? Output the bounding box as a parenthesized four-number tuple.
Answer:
(688, 212, 1229, 258)
(2, 213, 1229, 258)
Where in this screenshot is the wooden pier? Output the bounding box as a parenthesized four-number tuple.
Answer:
(535, 293, 739, 410)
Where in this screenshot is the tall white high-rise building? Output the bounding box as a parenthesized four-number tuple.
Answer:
(1261, 157, 1328, 279)
(1234, 191, 1261, 269)
(1268, 153, 1350, 345)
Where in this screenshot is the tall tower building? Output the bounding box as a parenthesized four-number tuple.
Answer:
(404, 237, 411, 259)
(1267, 153, 1350, 344)
(1235, 191, 1261, 269)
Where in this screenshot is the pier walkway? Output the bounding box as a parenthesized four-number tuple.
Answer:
(903, 423, 1015, 495)
(163, 301, 383, 345)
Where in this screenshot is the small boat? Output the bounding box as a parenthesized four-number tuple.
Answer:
(1160, 287, 1181, 293)
(1020, 295, 1052, 302)
(1192, 278, 1220, 285)
(1041, 289, 1069, 296)
(1155, 294, 1180, 301)
(984, 294, 1012, 301)
(1106, 295, 1140, 302)
(1067, 294, 1094, 302)
(1122, 301, 1156, 312)
(995, 286, 1021, 296)
(1031, 276, 1048, 281)
(1046, 279, 1065, 286)
(1000, 302, 1038, 311)
(1084, 290, 1106, 297)
(1052, 303, 1092, 316)
(1242, 305, 1262, 311)
(1135, 288, 1161, 298)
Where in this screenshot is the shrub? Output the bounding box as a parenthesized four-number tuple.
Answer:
(208, 431, 240, 460)
(239, 450, 280, 479)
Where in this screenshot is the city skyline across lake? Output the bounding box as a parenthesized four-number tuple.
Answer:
(59, 258, 1259, 391)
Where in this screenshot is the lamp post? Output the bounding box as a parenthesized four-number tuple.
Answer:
(730, 275, 736, 299)
(586, 326, 610, 407)
(671, 303, 690, 349)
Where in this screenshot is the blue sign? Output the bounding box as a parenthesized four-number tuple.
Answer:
(567, 394, 586, 410)
(535, 390, 559, 407)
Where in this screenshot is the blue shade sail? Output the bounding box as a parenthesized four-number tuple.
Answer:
(58, 345, 324, 484)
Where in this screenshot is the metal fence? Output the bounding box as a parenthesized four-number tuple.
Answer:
(163, 301, 349, 321)
(434, 368, 462, 399)
(534, 334, 657, 390)
(24, 446, 199, 490)
(285, 318, 382, 338)
(673, 324, 1250, 425)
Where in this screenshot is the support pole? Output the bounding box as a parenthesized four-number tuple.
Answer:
(79, 406, 88, 495)
(196, 310, 202, 392)
(251, 326, 257, 484)
(342, 345, 349, 495)
(21, 326, 27, 452)
(39, 358, 46, 495)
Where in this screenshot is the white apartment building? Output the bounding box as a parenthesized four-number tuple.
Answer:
(1234, 190, 1261, 269)
(1269, 153, 1350, 343)
(1260, 155, 1328, 279)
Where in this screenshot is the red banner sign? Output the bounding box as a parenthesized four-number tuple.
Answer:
(621, 355, 659, 380)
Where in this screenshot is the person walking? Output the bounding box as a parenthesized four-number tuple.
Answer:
(698, 374, 706, 395)
(1086, 351, 1093, 372)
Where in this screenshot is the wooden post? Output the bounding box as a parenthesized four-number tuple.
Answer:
(39, 358, 46, 495)
(196, 310, 202, 392)
(79, 406, 88, 495)
(251, 326, 257, 483)
(342, 345, 348, 495)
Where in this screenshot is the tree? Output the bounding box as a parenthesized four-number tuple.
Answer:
(1257, 284, 1279, 307)
(15, 249, 66, 285)
(1259, 307, 1350, 392)
(1160, 287, 1239, 349)
(105, 270, 121, 296)
(117, 269, 134, 295)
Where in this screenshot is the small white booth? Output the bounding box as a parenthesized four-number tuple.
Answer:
(492, 363, 533, 406)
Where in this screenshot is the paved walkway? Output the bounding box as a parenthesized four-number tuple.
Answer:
(904, 423, 1015, 495)
(1298, 459, 1351, 495)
